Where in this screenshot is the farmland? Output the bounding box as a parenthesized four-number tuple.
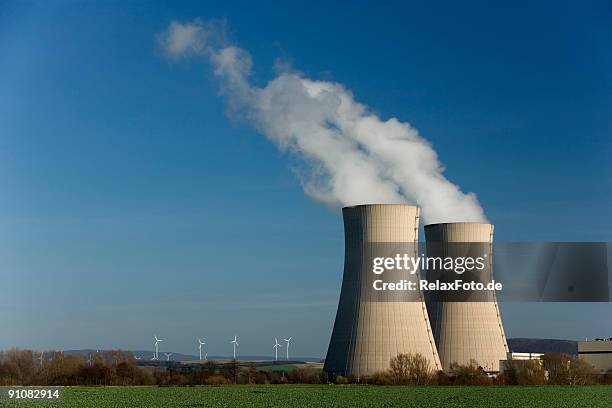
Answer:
(3, 385, 611, 407)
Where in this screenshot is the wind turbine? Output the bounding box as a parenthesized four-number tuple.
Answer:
(283, 337, 292, 360)
(197, 338, 206, 361)
(204, 352, 208, 361)
(154, 335, 163, 360)
(164, 352, 172, 361)
(273, 338, 282, 361)
(231, 335, 239, 359)
(39, 351, 44, 366)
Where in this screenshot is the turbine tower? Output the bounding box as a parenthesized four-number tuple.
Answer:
(273, 338, 282, 361)
(231, 335, 238, 359)
(198, 338, 206, 361)
(324, 204, 441, 377)
(283, 337, 292, 361)
(164, 352, 172, 361)
(154, 335, 163, 361)
(424, 222, 508, 372)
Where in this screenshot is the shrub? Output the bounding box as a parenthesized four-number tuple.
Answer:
(498, 360, 546, 385)
(448, 360, 492, 385)
(0, 362, 21, 385)
(205, 375, 229, 386)
(334, 375, 348, 384)
(434, 370, 451, 385)
(389, 353, 432, 385)
(287, 368, 323, 384)
(369, 371, 394, 385)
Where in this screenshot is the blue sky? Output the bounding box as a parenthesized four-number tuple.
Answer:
(0, 1, 610, 357)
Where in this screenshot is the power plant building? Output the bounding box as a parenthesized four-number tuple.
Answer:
(424, 222, 509, 372)
(324, 204, 441, 376)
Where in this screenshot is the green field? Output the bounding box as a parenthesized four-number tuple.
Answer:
(2, 385, 611, 407)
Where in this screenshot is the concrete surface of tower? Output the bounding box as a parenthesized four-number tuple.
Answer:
(424, 222, 508, 372)
(324, 204, 441, 377)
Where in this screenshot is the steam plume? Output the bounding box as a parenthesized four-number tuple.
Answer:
(158, 19, 487, 224)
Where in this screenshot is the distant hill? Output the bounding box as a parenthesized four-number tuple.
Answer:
(64, 350, 321, 362)
(64, 349, 198, 361)
(507, 338, 577, 355)
(67, 341, 579, 362)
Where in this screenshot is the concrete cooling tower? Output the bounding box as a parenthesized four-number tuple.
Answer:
(324, 204, 441, 377)
(424, 223, 508, 372)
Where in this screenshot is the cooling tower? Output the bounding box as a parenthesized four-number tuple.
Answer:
(424, 223, 508, 372)
(324, 204, 441, 377)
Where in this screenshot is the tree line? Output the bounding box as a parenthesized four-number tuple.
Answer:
(0, 349, 324, 386)
(345, 352, 611, 386)
(0, 349, 610, 386)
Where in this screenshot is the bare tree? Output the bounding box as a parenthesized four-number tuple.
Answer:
(543, 353, 598, 385)
(389, 353, 432, 385)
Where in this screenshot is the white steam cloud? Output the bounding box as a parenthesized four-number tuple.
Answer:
(158, 19, 487, 224)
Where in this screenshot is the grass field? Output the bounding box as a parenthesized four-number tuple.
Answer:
(2, 385, 611, 407)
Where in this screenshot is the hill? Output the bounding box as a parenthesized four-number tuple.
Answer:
(507, 338, 577, 355)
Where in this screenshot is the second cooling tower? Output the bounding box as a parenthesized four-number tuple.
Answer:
(424, 222, 508, 372)
(324, 204, 441, 377)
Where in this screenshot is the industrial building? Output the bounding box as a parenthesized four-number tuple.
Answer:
(324, 204, 441, 377)
(424, 222, 508, 373)
(578, 339, 612, 373)
(499, 352, 544, 373)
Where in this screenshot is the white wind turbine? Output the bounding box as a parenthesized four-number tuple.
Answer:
(154, 335, 163, 360)
(231, 335, 239, 359)
(273, 338, 282, 361)
(197, 338, 206, 361)
(204, 352, 208, 361)
(283, 337, 292, 360)
(164, 352, 172, 361)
